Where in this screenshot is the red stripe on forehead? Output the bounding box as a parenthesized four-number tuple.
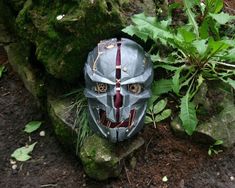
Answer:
(116, 43, 121, 79)
(114, 42, 122, 122)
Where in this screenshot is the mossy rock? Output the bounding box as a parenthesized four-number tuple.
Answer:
(3, 0, 26, 13)
(0, 1, 16, 43)
(15, 0, 155, 82)
(171, 81, 235, 148)
(47, 94, 78, 151)
(5, 42, 45, 102)
(80, 134, 144, 180)
(47, 94, 145, 180)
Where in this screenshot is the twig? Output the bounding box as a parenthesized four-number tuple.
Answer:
(40, 184, 57, 187)
(145, 137, 153, 153)
(124, 164, 131, 185)
(147, 177, 153, 186)
(2, 92, 10, 97)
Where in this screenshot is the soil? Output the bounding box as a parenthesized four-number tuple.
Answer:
(0, 61, 235, 188)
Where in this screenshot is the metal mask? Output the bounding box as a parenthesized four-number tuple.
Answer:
(84, 38, 153, 142)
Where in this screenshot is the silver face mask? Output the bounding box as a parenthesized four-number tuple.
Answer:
(84, 38, 153, 143)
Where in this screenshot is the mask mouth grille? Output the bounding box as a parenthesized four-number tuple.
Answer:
(99, 109, 136, 128)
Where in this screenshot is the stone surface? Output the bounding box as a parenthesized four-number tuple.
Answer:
(80, 134, 144, 180)
(5, 42, 45, 101)
(48, 94, 145, 180)
(0, 1, 15, 44)
(171, 81, 235, 148)
(4, 0, 26, 12)
(47, 94, 78, 151)
(14, 0, 155, 82)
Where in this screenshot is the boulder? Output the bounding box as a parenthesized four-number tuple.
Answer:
(80, 134, 144, 180)
(171, 81, 235, 148)
(0, 1, 16, 44)
(15, 0, 155, 82)
(5, 42, 45, 102)
(47, 93, 145, 180)
(47, 94, 79, 151)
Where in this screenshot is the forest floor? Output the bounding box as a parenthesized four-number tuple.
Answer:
(0, 63, 235, 188)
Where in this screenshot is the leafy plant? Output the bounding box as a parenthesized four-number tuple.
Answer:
(0, 65, 6, 78)
(123, 0, 235, 135)
(11, 142, 37, 162)
(208, 139, 223, 156)
(145, 95, 172, 128)
(24, 121, 42, 133)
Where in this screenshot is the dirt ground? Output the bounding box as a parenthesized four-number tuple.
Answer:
(0, 62, 235, 188)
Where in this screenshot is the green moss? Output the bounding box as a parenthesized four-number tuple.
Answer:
(47, 96, 77, 151)
(15, 0, 152, 82)
(5, 42, 46, 102)
(80, 134, 121, 180)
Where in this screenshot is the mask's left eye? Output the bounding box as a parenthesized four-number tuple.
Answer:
(128, 83, 143, 94)
(95, 82, 107, 93)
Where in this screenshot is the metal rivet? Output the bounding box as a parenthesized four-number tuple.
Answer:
(123, 67, 127, 72)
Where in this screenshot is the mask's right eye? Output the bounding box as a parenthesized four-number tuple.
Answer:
(95, 82, 107, 93)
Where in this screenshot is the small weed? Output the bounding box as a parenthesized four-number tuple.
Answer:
(123, 0, 235, 135)
(208, 140, 223, 156)
(0, 65, 6, 78)
(145, 95, 171, 128)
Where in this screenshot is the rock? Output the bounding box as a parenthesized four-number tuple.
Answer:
(80, 134, 144, 180)
(47, 94, 78, 151)
(15, 0, 155, 82)
(171, 81, 235, 148)
(4, 0, 26, 13)
(5, 42, 45, 102)
(0, 1, 16, 44)
(48, 93, 145, 180)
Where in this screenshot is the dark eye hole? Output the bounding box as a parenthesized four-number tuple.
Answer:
(95, 83, 107, 93)
(128, 83, 142, 94)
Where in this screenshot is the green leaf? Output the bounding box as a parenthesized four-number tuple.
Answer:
(152, 79, 173, 95)
(24, 121, 42, 133)
(155, 109, 172, 122)
(145, 116, 153, 124)
(209, 12, 235, 25)
(125, 13, 174, 42)
(172, 67, 183, 95)
(11, 142, 37, 162)
(227, 78, 235, 90)
(204, 38, 230, 60)
(192, 39, 208, 56)
(179, 94, 198, 135)
(208, 148, 212, 156)
(206, 0, 223, 13)
(177, 27, 196, 42)
(122, 25, 149, 42)
(199, 20, 209, 39)
(183, 0, 199, 37)
(0, 65, 6, 78)
(147, 95, 159, 108)
(214, 140, 223, 145)
(153, 99, 167, 114)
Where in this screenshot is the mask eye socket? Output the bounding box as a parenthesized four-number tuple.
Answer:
(95, 82, 107, 93)
(128, 83, 142, 94)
